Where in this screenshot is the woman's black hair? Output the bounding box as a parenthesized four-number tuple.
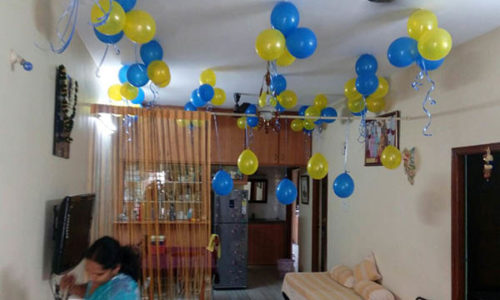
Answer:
(84, 236, 140, 282)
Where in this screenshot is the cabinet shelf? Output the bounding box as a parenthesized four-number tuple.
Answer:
(114, 220, 209, 225)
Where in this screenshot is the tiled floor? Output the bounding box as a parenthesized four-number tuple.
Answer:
(212, 266, 284, 300)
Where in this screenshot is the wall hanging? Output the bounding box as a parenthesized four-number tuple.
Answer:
(364, 111, 400, 166)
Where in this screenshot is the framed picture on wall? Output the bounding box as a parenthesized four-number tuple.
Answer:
(364, 110, 400, 166)
(300, 175, 309, 205)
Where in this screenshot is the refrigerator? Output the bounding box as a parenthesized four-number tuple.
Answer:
(213, 189, 248, 289)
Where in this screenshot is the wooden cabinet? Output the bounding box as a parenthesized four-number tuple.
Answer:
(248, 221, 286, 265)
(210, 115, 311, 166)
(211, 115, 245, 164)
(278, 119, 312, 166)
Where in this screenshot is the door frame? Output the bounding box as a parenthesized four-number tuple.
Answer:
(311, 177, 328, 272)
(451, 142, 500, 300)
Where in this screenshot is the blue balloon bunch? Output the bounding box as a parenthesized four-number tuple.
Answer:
(276, 178, 297, 205)
(271, 2, 317, 59)
(355, 54, 379, 98)
(245, 104, 259, 128)
(387, 37, 444, 71)
(188, 83, 215, 109)
(118, 64, 145, 105)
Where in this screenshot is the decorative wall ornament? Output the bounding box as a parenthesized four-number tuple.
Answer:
(483, 147, 494, 181)
(53, 65, 78, 158)
(402, 147, 416, 185)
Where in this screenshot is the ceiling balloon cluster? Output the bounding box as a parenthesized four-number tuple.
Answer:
(387, 9, 452, 136)
(291, 94, 337, 134)
(185, 69, 226, 111)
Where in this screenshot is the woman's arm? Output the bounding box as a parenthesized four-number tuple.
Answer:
(68, 284, 87, 298)
(60, 274, 87, 298)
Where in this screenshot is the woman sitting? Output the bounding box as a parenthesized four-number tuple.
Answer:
(60, 236, 140, 299)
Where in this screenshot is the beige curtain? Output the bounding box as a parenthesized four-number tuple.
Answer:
(90, 104, 212, 299)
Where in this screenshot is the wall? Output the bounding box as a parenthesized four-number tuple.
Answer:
(247, 167, 287, 220)
(0, 1, 100, 299)
(298, 169, 312, 272)
(315, 27, 500, 300)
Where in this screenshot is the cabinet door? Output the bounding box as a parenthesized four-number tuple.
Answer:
(249, 127, 280, 165)
(278, 119, 312, 166)
(211, 116, 245, 164)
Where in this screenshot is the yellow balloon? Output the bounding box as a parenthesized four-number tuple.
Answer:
(269, 96, 278, 107)
(366, 96, 385, 113)
(276, 46, 295, 67)
(307, 153, 329, 180)
(407, 9, 438, 40)
(200, 69, 216, 86)
(91, 0, 126, 35)
(147, 60, 171, 87)
(123, 10, 156, 44)
(344, 78, 362, 100)
(278, 90, 297, 109)
(176, 119, 185, 127)
(303, 119, 315, 130)
(211, 88, 226, 106)
(347, 97, 365, 113)
(305, 106, 320, 122)
(108, 84, 122, 101)
(380, 145, 402, 169)
(290, 119, 303, 132)
(120, 82, 138, 100)
(255, 29, 286, 61)
(313, 94, 328, 109)
(418, 28, 452, 61)
(258, 93, 267, 107)
(371, 77, 389, 99)
(236, 117, 246, 130)
(237, 149, 259, 175)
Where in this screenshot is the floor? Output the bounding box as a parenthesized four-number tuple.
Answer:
(212, 266, 284, 300)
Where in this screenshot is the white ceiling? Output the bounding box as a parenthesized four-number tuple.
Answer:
(76, 0, 500, 109)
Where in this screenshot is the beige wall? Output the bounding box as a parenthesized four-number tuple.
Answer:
(0, 1, 100, 299)
(298, 172, 313, 272)
(314, 27, 500, 299)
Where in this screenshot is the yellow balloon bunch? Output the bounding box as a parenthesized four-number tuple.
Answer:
(255, 29, 286, 61)
(307, 153, 329, 180)
(238, 149, 259, 175)
(123, 10, 156, 44)
(290, 119, 303, 132)
(200, 69, 216, 86)
(366, 77, 388, 113)
(91, 0, 126, 35)
(120, 82, 138, 100)
(108, 84, 122, 101)
(380, 145, 402, 169)
(197, 69, 226, 106)
(147, 61, 171, 87)
(313, 94, 328, 110)
(408, 9, 452, 61)
(278, 90, 297, 109)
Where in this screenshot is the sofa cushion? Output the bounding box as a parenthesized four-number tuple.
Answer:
(329, 265, 355, 288)
(354, 280, 394, 300)
(353, 253, 382, 282)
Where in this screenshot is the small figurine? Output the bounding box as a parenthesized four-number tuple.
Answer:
(483, 147, 494, 181)
(402, 147, 416, 185)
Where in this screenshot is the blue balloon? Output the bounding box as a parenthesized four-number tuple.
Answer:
(351, 107, 367, 116)
(118, 65, 130, 83)
(245, 104, 257, 115)
(247, 116, 259, 128)
(303, 128, 313, 134)
(94, 28, 123, 44)
(184, 102, 197, 111)
(116, 0, 136, 12)
(131, 88, 145, 104)
(197, 84, 214, 102)
(321, 107, 337, 124)
(270, 74, 287, 95)
(356, 74, 379, 96)
(387, 37, 418, 68)
(416, 54, 444, 71)
(275, 103, 285, 113)
(127, 63, 149, 87)
(140, 40, 163, 66)
(286, 27, 317, 59)
(190, 89, 205, 107)
(355, 54, 378, 75)
(333, 172, 355, 198)
(212, 170, 234, 196)
(298, 105, 308, 117)
(276, 178, 297, 205)
(270, 2, 300, 36)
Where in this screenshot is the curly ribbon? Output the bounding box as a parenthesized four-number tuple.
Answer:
(357, 97, 367, 143)
(43, 0, 79, 54)
(411, 70, 424, 91)
(212, 112, 223, 168)
(148, 82, 159, 107)
(113, 44, 121, 55)
(412, 64, 436, 136)
(344, 121, 350, 172)
(95, 44, 109, 78)
(90, 0, 112, 28)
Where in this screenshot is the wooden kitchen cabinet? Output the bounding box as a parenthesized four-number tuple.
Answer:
(250, 127, 280, 165)
(248, 221, 286, 265)
(278, 119, 312, 166)
(211, 115, 245, 164)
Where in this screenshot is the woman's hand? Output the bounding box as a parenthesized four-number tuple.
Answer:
(60, 274, 76, 291)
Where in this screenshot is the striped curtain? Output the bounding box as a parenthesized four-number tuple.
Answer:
(89, 104, 212, 299)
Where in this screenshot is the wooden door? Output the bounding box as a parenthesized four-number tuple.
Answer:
(278, 119, 311, 166)
(248, 126, 280, 165)
(211, 115, 245, 164)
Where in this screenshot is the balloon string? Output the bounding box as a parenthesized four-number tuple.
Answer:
(95, 44, 109, 78)
(113, 44, 120, 55)
(269, 60, 278, 77)
(344, 121, 350, 172)
(90, 0, 112, 27)
(411, 70, 425, 91)
(149, 82, 159, 107)
(213, 113, 223, 169)
(357, 96, 367, 143)
(245, 123, 249, 149)
(47, 0, 79, 54)
(422, 69, 436, 136)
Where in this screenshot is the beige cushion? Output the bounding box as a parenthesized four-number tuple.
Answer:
(354, 280, 394, 300)
(353, 253, 382, 282)
(328, 265, 355, 288)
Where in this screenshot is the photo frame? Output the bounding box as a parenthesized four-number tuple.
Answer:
(364, 110, 400, 166)
(249, 179, 267, 203)
(300, 175, 309, 205)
